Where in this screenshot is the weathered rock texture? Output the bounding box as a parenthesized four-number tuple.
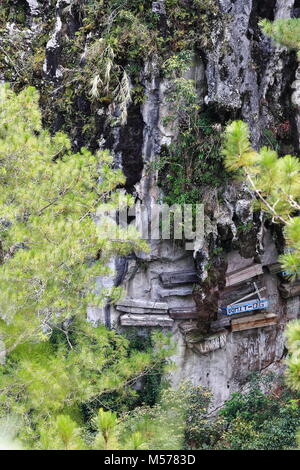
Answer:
(1, 0, 299, 407)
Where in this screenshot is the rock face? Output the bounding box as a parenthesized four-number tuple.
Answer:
(1, 0, 299, 407)
(205, 0, 297, 148)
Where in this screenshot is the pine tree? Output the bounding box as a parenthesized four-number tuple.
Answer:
(259, 16, 300, 401)
(222, 121, 300, 393)
(0, 84, 150, 356)
(260, 18, 300, 57)
(0, 85, 172, 448)
(223, 120, 300, 276)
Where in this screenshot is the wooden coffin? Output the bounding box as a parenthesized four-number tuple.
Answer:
(120, 314, 174, 327)
(169, 307, 198, 320)
(219, 281, 263, 307)
(221, 298, 269, 316)
(278, 282, 300, 299)
(210, 317, 231, 331)
(116, 298, 168, 314)
(226, 264, 263, 287)
(158, 286, 194, 298)
(160, 270, 198, 288)
(268, 262, 300, 280)
(267, 262, 282, 274)
(210, 308, 263, 331)
(179, 321, 199, 334)
(231, 313, 278, 332)
(189, 330, 228, 355)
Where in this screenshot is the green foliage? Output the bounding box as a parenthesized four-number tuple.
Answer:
(285, 320, 300, 392)
(38, 414, 85, 450)
(182, 383, 224, 449)
(0, 85, 146, 352)
(220, 374, 277, 424)
(156, 48, 229, 206)
(0, 2, 52, 88)
(81, 330, 171, 416)
(162, 50, 195, 77)
(73, 0, 219, 123)
(122, 330, 167, 407)
(0, 325, 173, 448)
(217, 374, 300, 450)
(120, 382, 223, 450)
(223, 121, 300, 396)
(0, 85, 177, 449)
(92, 408, 120, 450)
(159, 112, 228, 205)
(0, 0, 220, 139)
(222, 120, 258, 171)
(37, 406, 149, 450)
(30, 375, 300, 450)
(260, 18, 300, 57)
(223, 120, 300, 278)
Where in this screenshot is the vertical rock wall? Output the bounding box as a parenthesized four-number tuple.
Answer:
(109, 0, 300, 406)
(1, 0, 299, 406)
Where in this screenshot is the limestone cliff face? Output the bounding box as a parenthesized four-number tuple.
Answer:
(1, 0, 300, 406)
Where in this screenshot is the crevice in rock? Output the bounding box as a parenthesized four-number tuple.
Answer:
(115, 103, 144, 189)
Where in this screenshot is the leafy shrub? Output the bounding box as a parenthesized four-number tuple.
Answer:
(218, 374, 300, 450)
(158, 112, 228, 205)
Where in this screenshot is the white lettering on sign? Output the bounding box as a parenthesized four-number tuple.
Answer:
(224, 299, 269, 316)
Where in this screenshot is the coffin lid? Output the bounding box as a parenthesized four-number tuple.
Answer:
(231, 313, 278, 332)
(116, 298, 168, 311)
(160, 270, 198, 286)
(226, 264, 263, 287)
(120, 314, 174, 327)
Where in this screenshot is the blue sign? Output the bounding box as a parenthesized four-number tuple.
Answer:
(281, 271, 300, 276)
(221, 298, 269, 316)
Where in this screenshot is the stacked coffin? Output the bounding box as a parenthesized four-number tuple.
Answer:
(266, 262, 300, 299)
(220, 281, 262, 306)
(231, 313, 278, 332)
(225, 264, 263, 287)
(267, 262, 282, 275)
(278, 281, 300, 299)
(160, 270, 199, 288)
(116, 299, 173, 327)
(116, 269, 199, 326)
(211, 310, 278, 333)
(169, 306, 198, 320)
(160, 269, 199, 321)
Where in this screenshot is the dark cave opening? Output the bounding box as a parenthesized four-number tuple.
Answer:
(254, 0, 276, 21)
(294, 0, 300, 17)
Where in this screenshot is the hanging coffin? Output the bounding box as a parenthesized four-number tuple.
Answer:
(226, 264, 263, 287)
(187, 330, 228, 355)
(169, 307, 198, 320)
(210, 317, 231, 331)
(219, 281, 263, 307)
(116, 298, 168, 314)
(221, 298, 269, 316)
(160, 270, 198, 288)
(158, 286, 194, 298)
(267, 262, 300, 277)
(120, 314, 174, 327)
(231, 313, 278, 332)
(267, 262, 282, 274)
(278, 282, 300, 299)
